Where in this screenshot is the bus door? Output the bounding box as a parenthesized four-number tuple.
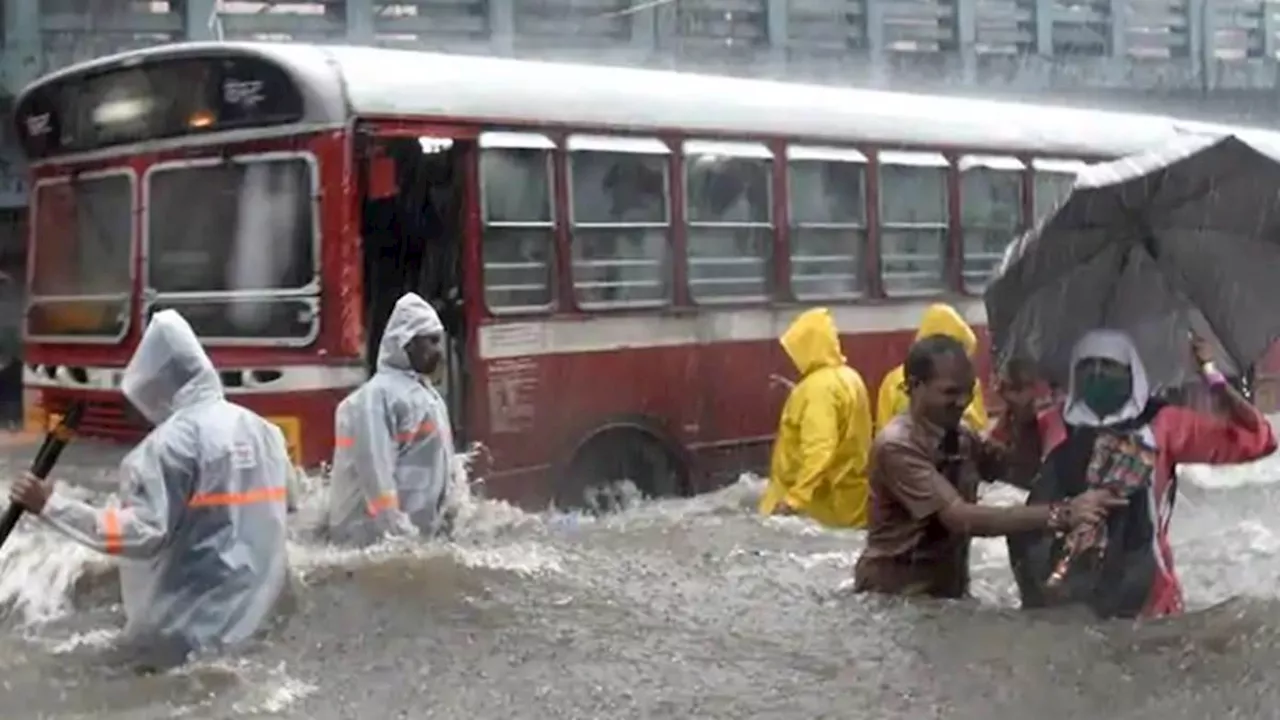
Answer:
(358, 128, 475, 441)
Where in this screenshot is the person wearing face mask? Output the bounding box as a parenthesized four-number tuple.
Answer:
(1008, 329, 1276, 619)
(326, 292, 456, 546)
(854, 335, 1123, 599)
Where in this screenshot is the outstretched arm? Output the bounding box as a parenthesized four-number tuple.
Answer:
(1161, 343, 1278, 465)
(33, 427, 193, 559)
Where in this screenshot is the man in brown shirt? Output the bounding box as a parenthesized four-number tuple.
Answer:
(854, 335, 1124, 599)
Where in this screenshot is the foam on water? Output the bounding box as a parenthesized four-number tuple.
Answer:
(0, 444, 557, 633)
(0, 480, 113, 627)
(1, 433, 1278, 630)
(2, 424, 1280, 685)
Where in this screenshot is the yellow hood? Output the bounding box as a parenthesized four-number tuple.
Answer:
(781, 308, 844, 376)
(914, 303, 977, 356)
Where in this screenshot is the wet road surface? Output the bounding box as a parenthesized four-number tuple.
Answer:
(3, 434, 1280, 719)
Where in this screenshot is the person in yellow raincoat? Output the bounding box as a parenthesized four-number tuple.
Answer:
(876, 303, 988, 434)
(759, 307, 873, 528)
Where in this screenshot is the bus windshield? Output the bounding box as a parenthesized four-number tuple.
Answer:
(145, 156, 318, 342)
(28, 174, 134, 338)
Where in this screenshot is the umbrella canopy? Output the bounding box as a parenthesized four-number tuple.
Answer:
(984, 132, 1280, 393)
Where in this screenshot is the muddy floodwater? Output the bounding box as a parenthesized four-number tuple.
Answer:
(3, 429, 1280, 720)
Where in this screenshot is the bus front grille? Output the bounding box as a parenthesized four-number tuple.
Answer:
(43, 395, 147, 444)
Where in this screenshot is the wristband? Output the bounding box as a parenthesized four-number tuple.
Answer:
(1201, 362, 1227, 388)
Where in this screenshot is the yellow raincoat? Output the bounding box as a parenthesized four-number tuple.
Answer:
(760, 308, 873, 528)
(875, 303, 988, 434)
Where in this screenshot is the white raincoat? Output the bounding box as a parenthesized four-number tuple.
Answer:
(39, 311, 291, 659)
(327, 293, 455, 545)
(1064, 329, 1152, 428)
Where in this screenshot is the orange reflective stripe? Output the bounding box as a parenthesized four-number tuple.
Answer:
(102, 508, 122, 556)
(366, 492, 399, 516)
(334, 435, 355, 449)
(188, 486, 288, 508)
(395, 421, 436, 444)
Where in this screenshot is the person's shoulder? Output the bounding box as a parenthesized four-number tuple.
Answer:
(803, 364, 868, 399)
(873, 414, 919, 452)
(347, 372, 420, 409)
(834, 364, 870, 397)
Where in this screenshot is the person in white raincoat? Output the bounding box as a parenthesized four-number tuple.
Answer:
(9, 311, 291, 664)
(326, 292, 455, 545)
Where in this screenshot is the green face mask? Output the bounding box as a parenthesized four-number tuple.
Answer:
(1076, 373, 1131, 418)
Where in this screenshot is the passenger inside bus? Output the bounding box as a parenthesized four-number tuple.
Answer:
(876, 303, 988, 434)
(572, 149, 667, 306)
(327, 292, 457, 546)
(760, 307, 874, 528)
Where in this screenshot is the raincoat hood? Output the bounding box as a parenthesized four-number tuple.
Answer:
(377, 293, 445, 374)
(1064, 329, 1151, 427)
(914, 303, 977, 357)
(121, 310, 222, 425)
(781, 308, 845, 377)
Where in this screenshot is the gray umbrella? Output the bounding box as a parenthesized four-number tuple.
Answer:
(984, 132, 1280, 393)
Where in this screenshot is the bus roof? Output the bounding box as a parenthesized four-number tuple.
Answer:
(19, 41, 1274, 160)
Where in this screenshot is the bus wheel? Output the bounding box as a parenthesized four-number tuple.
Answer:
(558, 424, 688, 515)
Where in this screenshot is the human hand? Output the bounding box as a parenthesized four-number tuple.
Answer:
(773, 501, 801, 517)
(1065, 489, 1128, 528)
(1190, 334, 1214, 368)
(8, 472, 54, 515)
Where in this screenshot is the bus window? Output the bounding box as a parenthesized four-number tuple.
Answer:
(146, 155, 317, 342)
(1032, 158, 1087, 221)
(683, 140, 773, 303)
(958, 155, 1023, 293)
(567, 135, 671, 308)
(479, 131, 556, 313)
(878, 151, 949, 296)
(28, 172, 133, 338)
(786, 145, 867, 299)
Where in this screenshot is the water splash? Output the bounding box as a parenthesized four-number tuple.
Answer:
(0, 480, 113, 627)
(2, 433, 1279, 642)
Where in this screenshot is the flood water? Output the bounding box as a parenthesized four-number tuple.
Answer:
(4, 428, 1280, 719)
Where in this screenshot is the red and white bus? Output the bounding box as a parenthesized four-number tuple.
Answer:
(13, 42, 1276, 508)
